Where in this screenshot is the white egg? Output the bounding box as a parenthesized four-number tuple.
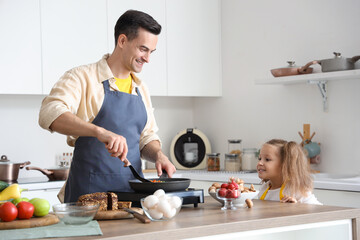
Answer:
(148, 208, 163, 220)
(143, 195, 159, 209)
(157, 199, 172, 215)
(163, 207, 177, 219)
(153, 189, 166, 198)
(169, 196, 182, 209)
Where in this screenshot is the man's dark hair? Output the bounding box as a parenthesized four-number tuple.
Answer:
(114, 10, 162, 45)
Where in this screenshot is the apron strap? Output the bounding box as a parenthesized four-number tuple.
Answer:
(260, 183, 285, 200)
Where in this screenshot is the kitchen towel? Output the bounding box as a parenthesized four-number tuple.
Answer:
(0, 220, 103, 240)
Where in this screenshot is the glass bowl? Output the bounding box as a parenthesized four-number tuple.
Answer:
(140, 195, 183, 221)
(210, 190, 259, 207)
(215, 189, 240, 210)
(52, 202, 100, 225)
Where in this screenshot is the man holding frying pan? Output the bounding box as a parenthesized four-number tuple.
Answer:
(39, 10, 176, 202)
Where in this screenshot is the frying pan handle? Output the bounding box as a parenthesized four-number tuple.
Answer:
(350, 55, 360, 63)
(26, 166, 53, 175)
(19, 161, 31, 169)
(298, 60, 317, 73)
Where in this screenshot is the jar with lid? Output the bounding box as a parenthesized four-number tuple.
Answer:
(207, 153, 220, 171)
(228, 139, 242, 170)
(225, 153, 241, 172)
(242, 148, 258, 171)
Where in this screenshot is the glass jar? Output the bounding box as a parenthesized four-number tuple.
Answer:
(228, 139, 242, 170)
(242, 148, 258, 171)
(225, 153, 241, 172)
(207, 153, 220, 171)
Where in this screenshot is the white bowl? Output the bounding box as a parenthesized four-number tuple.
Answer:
(209, 190, 259, 206)
(52, 202, 99, 225)
(140, 196, 183, 221)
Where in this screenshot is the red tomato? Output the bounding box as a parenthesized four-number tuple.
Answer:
(0, 202, 18, 222)
(218, 188, 227, 197)
(220, 183, 228, 189)
(227, 183, 236, 190)
(17, 201, 34, 219)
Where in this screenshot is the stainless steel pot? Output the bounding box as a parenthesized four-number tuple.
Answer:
(0, 155, 31, 183)
(26, 166, 69, 181)
(315, 52, 360, 72)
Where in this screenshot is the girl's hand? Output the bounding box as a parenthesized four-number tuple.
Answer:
(281, 196, 297, 203)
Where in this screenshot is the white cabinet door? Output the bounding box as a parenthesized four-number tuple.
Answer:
(41, 0, 108, 94)
(0, 0, 42, 94)
(107, 0, 167, 96)
(166, 0, 222, 96)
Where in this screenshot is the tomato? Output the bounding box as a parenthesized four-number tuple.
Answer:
(17, 201, 34, 219)
(218, 188, 227, 197)
(0, 202, 18, 222)
(220, 183, 228, 189)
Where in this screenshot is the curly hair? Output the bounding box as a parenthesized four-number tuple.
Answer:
(265, 139, 313, 198)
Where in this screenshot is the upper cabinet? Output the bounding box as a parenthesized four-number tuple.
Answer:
(41, 0, 108, 94)
(0, 0, 42, 94)
(166, 0, 222, 96)
(107, 0, 167, 96)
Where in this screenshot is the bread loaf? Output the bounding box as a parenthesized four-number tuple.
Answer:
(78, 192, 119, 211)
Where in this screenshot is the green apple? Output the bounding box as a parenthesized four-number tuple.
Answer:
(31, 198, 50, 217)
(29, 198, 41, 205)
(11, 197, 29, 205)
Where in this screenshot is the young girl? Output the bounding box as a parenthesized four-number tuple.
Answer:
(257, 139, 322, 205)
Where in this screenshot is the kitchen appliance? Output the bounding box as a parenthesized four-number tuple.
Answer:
(170, 128, 211, 170)
(115, 188, 204, 208)
(0, 155, 31, 183)
(270, 61, 314, 77)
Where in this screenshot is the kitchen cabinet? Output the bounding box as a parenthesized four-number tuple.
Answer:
(21, 188, 61, 208)
(166, 0, 222, 96)
(314, 188, 360, 208)
(255, 69, 360, 111)
(107, 0, 167, 96)
(0, 0, 42, 94)
(40, 0, 108, 94)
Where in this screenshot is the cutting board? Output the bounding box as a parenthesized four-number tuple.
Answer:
(94, 207, 143, 220)
(0, 213, 59, 230)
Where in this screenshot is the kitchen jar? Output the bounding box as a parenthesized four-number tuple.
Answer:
(207, 153, 220, 171)
(242, 148, 258, 171)
(228, 139, 242, 170)
(225, 154, 241, 172)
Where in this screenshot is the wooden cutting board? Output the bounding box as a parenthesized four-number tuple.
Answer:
(94, 207, 143, 220)
(0, 213, 59, 230)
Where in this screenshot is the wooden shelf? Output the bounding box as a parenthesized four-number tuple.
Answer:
(255, 69, 360, 85)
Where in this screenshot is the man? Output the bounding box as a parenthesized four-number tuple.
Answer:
(39, 10, 176, 203)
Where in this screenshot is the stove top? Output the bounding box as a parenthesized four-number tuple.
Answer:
(115, 188, 204, 208)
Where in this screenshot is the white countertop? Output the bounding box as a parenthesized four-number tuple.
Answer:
(145, 170, 360, 192)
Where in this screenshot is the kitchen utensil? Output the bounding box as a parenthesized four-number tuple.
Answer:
(26, 166, 69, 181)
(314, 52, 360, 72)
(124, 159, 151, 183)
(129, 178, 191, 193)
(0, 155, 31, 183)
(270, 61, 314, 77)
(52, 202, 100, 225)
(0, 214, 59, 230)
(122, 207, 151, 223)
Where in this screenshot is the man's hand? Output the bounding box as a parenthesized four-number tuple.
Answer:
(154, 152, 176, 177)
(96, 128, 128, 161)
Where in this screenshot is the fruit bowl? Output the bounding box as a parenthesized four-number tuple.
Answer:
(210, 190, 259, 207)
(140, 195, 183, 221)
(52, 202, 99, 225)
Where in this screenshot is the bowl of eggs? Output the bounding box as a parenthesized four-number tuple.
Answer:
(140, 189, 183, 221)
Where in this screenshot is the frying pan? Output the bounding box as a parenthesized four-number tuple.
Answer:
(129, 178, 191, 193)
(270, 61, 314, 77)
(26, 166, 69, 181)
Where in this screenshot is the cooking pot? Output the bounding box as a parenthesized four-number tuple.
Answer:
(128, 178, 191, 193)
(26, 166, 69, 181)
(314, 52, 360, 72)
(0, 155, 31, 183)
(270, 61, 314, 77)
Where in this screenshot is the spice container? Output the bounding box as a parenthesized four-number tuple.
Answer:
(207, 153, 220, 171)
(225, 154, 241, 172)
(242, 148, 258, 171)
(228, 139, 242, 170)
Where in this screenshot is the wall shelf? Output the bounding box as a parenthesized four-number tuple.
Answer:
(255, 69, 360, 112)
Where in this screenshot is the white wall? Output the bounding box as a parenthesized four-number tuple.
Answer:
(193, 0, 360, 173)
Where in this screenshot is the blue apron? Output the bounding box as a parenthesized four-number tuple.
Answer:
(64, 80, 147, 202)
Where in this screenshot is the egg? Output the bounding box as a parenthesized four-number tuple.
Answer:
(143, 195, 159, 209)
(163, 207, 176, 219)
(148, 208, 163, 220)
(168, 196, 182, 209)
(157, 198, 172, 216)
(153, 189, 166, 198)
